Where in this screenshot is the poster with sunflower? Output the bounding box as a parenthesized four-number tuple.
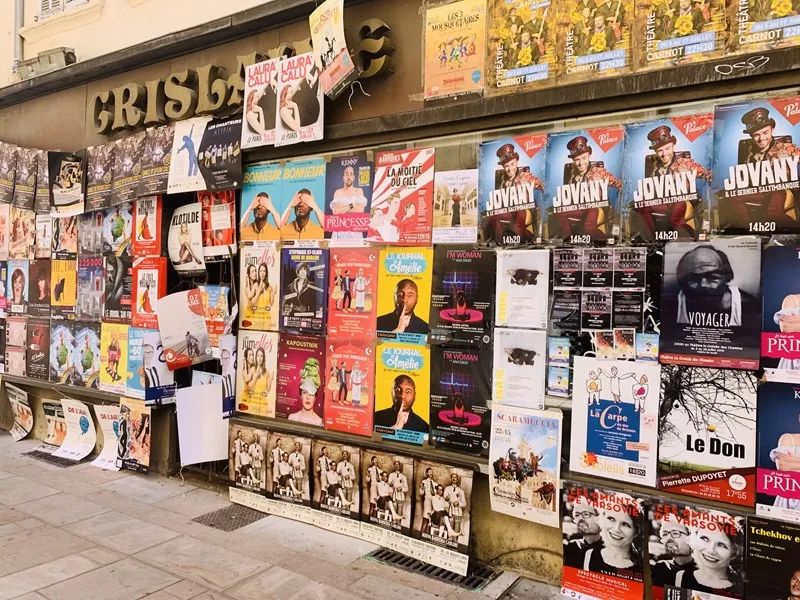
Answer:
(725, 0, 800, 54)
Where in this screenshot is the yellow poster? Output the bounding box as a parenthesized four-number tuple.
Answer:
(376, 247, 434, 345)
(99, 322, 129, 394)
(50, 258, 77, 318)
(424, 0, 487, 100)
(239, 241, 280, 331)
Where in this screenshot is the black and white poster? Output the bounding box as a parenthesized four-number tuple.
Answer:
(492, 327, 546, 409)
(0, 142, 17, 203)
(48, 151, 85, 216)
(311, 440, 360, 520)
(412, 459, 473, 555)
(495, 248, 550, 329)
(267, 433, 312, 505)
(197, 115, 243, 191)
(360, 450, 414, 535)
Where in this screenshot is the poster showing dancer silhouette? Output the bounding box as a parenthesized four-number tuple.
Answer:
(99, 322, 129, 394)
(327, 246, 378, 338)
(323, 338, 375, 436)
(167, 116, 212, 193)
(274, 53, 324, 147)
(412, 459, 473, 555)
(137, 124, 174, 197)
(311, 440, 361, 519)
(242, 58, 279, 149)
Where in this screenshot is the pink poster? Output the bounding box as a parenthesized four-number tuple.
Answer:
(276, 333, 326, 427)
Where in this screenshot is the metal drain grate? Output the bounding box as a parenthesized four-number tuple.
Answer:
(24, 449, 80, 467)
(192, 504, 269, 531)
(365, 547, 501, 591)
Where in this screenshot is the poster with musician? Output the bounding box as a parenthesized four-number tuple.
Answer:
(495, 248, 550, 329)
(235, 329, 279, 418)
(726, 0, 800, 53)
(658, 366, 757, 507)
(132, 196, 162, 257)
(479, 134, 546, 246)
(167, 202, 205, 275)
(369, 148, 435, 245)
(280, 158, 326, 240)
(72, 323, 101, 389)
(228, 424, 268, 493)
(77, 211, 103, 257)
(311, 440, 361, 519)
(167, 116, 212, 194)
(0, 142, 17, 203)
(746, 517, 800, 600)
(309, 0, 357, 99)
(155, 289, 212, 370)
(413, 460, 473, 554)
(110, 132, 145, 206)
(27, 258, 50, 317)
(660, 238, 761, 369)
(325, 154, 372, 239)
(103, 254, 132, 323)
(492, 327, 547, 409)
(199, 189, 236, 259)
(49, 322, 74, 384)
(280, 246, 328, 333)
(26, 316, 49, 380)
(323, 337, 375, 437)
(9, 207, 34, 260)
(242, 58, 279, 149)
(137, 124, 174, 197)
(424, 0, 487, 100)
(196, 115, 242, 192)
(327, 246, 378, 338)
(489, 406, 561, 526)
(266, 433, 312, 505)
(276, 333, 326, 426)
(570, 356, 661, 487)
(712, 96, 800, 234)
(13, 147, 37, 210)
(545, 128, 623, 245)
(99, 322, 129, 394)
(131, 256, 166, 330)
(274, 53, 324, 147)
(240, 163, 283, 243)
(432, 169, 479, 243)
(34, 149, 49, 214)
(239, 241, 280, 331)
(761, 246, 800, 383)
(117, 397, 152, 473)
(360, 450, 414, 534)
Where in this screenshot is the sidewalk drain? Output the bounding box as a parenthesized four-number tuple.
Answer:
(192, 504, 269, 531)
(24, 449, 80, 467)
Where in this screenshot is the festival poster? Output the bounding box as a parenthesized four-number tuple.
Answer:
(325, 154, 373, 239)
(623, 114, 713, 243)
(52, 215, 78, 258)
(110, 133, 145, 206)
(35, 214, 52, 259)
(311, 440, 361, 519)
(229, 424, 268, 493)
(9, 206, 35, 259)
(99, 322, 129, 394)
(746, 517, 800, 600)
(430, 344, 491, 456)
(712, 96, 800, 234)
(432, 169, 479, 244)
(360, 450, 414, 534)
(199, 189, 236, 258)
(220, 334, 237, 417)
(156, 289, 213, 370)
(141, 329, 176, 405)
(6, 383, 32, 441)
(137, 123, 174, 197)
(726, 0, 800, 53)
(239, 241, 280, 331)
(13, 147, 37, 210)
(0, 142, 17, 203)
(327, 246, 378, 338)
(131, 256, 166, 330)
(27, 258, 51, 317)
(309, 0, 357, 98)
(279, 246, 328, 333)
(34, 149, 50, 214)
(376, 247, 433, 345)
(131, 195, 162, 257)
(242, 58, 279, 149)
(570, 356, 661, 486)
(276, 333, 326, 425)
(545, 127, 624, 245)
(0, 204, 10, 260)
(369, 148, 435, 245)
(492, 327, 546, 409)
(126, 327, 151, 400)
(167, 116, 212, 193)
(761, 246, 800, 382)
(279, 158, 326, 240)
(77, 210, 103, 257)
(50, 258, 77, 319)
(479, 134, 546, 246)
(266, 433, 312, 505)
(51, 398, 96, 462)
(274, 53, 324, 147)
(198, 284, 229, 354)
(197, 115, 243, 191)
(117, 397, 152, 473)
(103, 202, 133, 256)
(323, 337, 375, 436)
(560, 484, 646, 600)
(48, 151, 85, 216)
(489, 406, 561, 526)
(25, 316, 50, 380)
(660, 238, 761, 369)
(6, 259, 28, 314)
(72, 323, 101, 389)
(235, 329, 279, 417)
(90, 404, 121, 471)
(412, 460, 473, 555)
(374, 340, 431, 446)
(495, 248, 550, 329)
(167, 202, 205, 275)
(103, 254, 132, 323)
(239, 162, 283, 242)
(658, 366, 757, 507)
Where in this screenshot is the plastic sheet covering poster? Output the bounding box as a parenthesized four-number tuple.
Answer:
(412, 459, 473, 555)
(117, 397, 152, 473)
(91, 404, 121, 470)
(323, 337, 375, 436)
(489, 406, 561, 526)
(309, 0, 357, 99)
(52, 398, 96, 462)
(6, 383, 32, 441)
(167, 116, 212, 194)
(242, 58, 279, 149)
(274, 53, 324, 147)
(570, 356, 661, 487)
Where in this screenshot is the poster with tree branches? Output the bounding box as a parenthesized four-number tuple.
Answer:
(658, 365, 757, 507)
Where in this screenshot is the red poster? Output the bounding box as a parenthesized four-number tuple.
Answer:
(326, 246, 378, 338)
(131, 196, 163, 257)
(198, 189, 236, 259)
(323, 338, 374, 436)
(131, 257, 167, 329)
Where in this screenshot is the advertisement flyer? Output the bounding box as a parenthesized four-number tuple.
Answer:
(0, 206, 9, 260)
(489, 407, 561, 527)
(266, 434, 312, 505)
(761, 246, 800, 382)
(570, 356, 661, 487)
(131, 195, 162, 257)
(6, 383, 32, 441)
(545, 127, 624, 245)
(137, 124, 174, 197)
(196, 115, 242, 191)
(242, 58, 279, 149)
(658, 366, 757, 507)
(51, 215, 78, 258)
(623, 114, 713, 243)
(99, 322, 129, 394)
(492, 327, 547, 409)
(77, 210, 103, 257)
(156, 289, 212, 370)
(199, 189, 236, 258)
(50, 258, 77, 319)
(167, 115, 212, 194)
(239, 241, 280, 331)
(9, 206, 35, 259)
(276, 333, 326, 426)
(235, 329, 279, 417)
(374, 341, 431, 445)
(220, 334, 237, 417)
(12, 147, 36, 210)
(712, 96, 800, 234)
(479, 134, 546, 246)
(376, 247, 433, 345)
(198, 284, 229, 353)
(110, 132, 145, 206)
(6, 346, 25, 376)
(727, 0, 800, 53)
(51, 398, 96, 462)
(103, 202, 132, 256)
(7, 263, 27, 311)
(369, 148, 435, 245)
(311, 440, 361, 519)
(323, 338, 375, 436)
(42, 401, 66, 448)
(279, 246, 328, 333)
(103, 254, 132, 323)
(35, 214, 52, 259)
(412, 460, 473, 555)
(126, 327, 149, 400)
(72, 323, 101, 389)
(117, 397, 152, 473)
(430, 344, 491, 455)
(49, 322, 74, 384)
(429, 245, 495, 345)
(47, 151, 84, 216)
(280, 158, 326, 240)
(495, 248, 550, 329)
(0, 142, 15, 204)
(324, 154, 373, 239)
(27, 258, 51, 317)
(142, 329, 176, 405)
(0, 261, 7, 317)
(90, 404, 121, 471)
(131, 256, 166, 330)
(274, 53, 324, 147)
(239, 162, 283, 242)
(229, 425, 268, 493)
(660, 238, 761, 369)
(309, 0, 357, 98)
(432, 169, 479, 243)
(34, 149, 49, 214)
(168, 203, 205, 275)
(26, 316, 49, 380)
(561, 484, 646, 600)
(360, 450, 414, 535)
(746, 517, 800, 600)
(327, 246, 378, 338)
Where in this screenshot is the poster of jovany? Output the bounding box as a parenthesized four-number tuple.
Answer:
(660, 238, 761, 370)
(274, 53, 324, 147)
(309, 0, 357, 99)
(242, 58, 278, 149)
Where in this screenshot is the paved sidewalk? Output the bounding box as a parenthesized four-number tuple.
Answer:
(0, 433, 559, 600)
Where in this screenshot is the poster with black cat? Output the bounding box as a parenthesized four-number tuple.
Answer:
(197, 115, 243, 191)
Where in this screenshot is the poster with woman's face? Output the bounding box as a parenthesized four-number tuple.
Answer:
(242, 58, 279, 149)
(7, 259, 28, 313)
(167, 203, 205, 275)
(274, 53, 324, 147)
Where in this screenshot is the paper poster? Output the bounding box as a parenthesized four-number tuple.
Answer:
(85, 143, 114, 212)
(102, 202, 132, 257)
(239, 162, 282, 242)
(137, 124, 174, 197)
(131, 256, 166, 330)
(229, 424, 268, 492)
(26, 316, 50, 380)
(131, 195, 162, 257)
(327, 246, 378, 338)
(141, 329, 176, 405)
(279, 246, 328, 333)
(713, 96, 800, 234)
(48, 151, 85, 216)
(376, 247, 433, 345)
(242, 58, 279, 149)
(34, 149, 50, 214)
(274, 53, 324, 147)
(761, 246, 800, 382)
(369, 148, 435, 245)
(176, 384, 228, 466)
(6, 314, 26, 346)
(492, 327, 547, 409)
(235, 329, 279, 417)
(72, 323, 101, 389)
(623, 114, 713, 243)
(429, 245, 494, 345)
(28, 258, 51, 317)
(52, 398, 96, 461)
(479, 134, 546, 246)
(191, 371, 222, 386)
(50, 258, 77, 319)
(126, 327, 150, 400)
(0, 204, 10, 260)
(103, 254, 132, 322)
(432, 169, 479, 244)
(168, 203, 205, 275)
(99, 322, 129, 394)
(49, 322, 74, 384)
(156, 289, 212, 370)
(13, 147, 37, 210)
(77, 210, 103, 257)
(266, 434, 312, 505)
(35, 214, 52, 259)
(660, 238, 761, 369)
(239, 241, 280, 331)
(167, 115, 212, 193)
(412, 460, 473, 555)
(0, 142, 17, 203)
(276, 333, 326, 426)
(6, 383, 32, 441)
(495, 248, 550, 329)
(323, 337, 375, 436)
(360, 450, 414, 535)
(52, 215, 78, 257)
(309, 0, 357, 98)
(279, 158, 326, 241)
(374, 340, 431, 446)
(430, 345, 491, 455)
(570, 356, 661, 486)
(658, 366, 757, 507)
(727, 0, 800, 53)
(110, 133, 145, 206)
(91, 404, 120, 471)
(117, 397, 151, 473)
(561, 484, 646, 600)
(746, 517, 800, 600)
(197, 115, 242, 191)
(545, 127, 624, 244)
(198, 284, 229, 353)
(0, 261, 7, 317)
(199, 189, 236, 258)
(9, 206, 35, 259)
(220, 334, 236, 417)
(311, 440, 361, 519)
(6, 346, 25, 376)
(42, 400, 66, 446)
(325, 154, 373, 239)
